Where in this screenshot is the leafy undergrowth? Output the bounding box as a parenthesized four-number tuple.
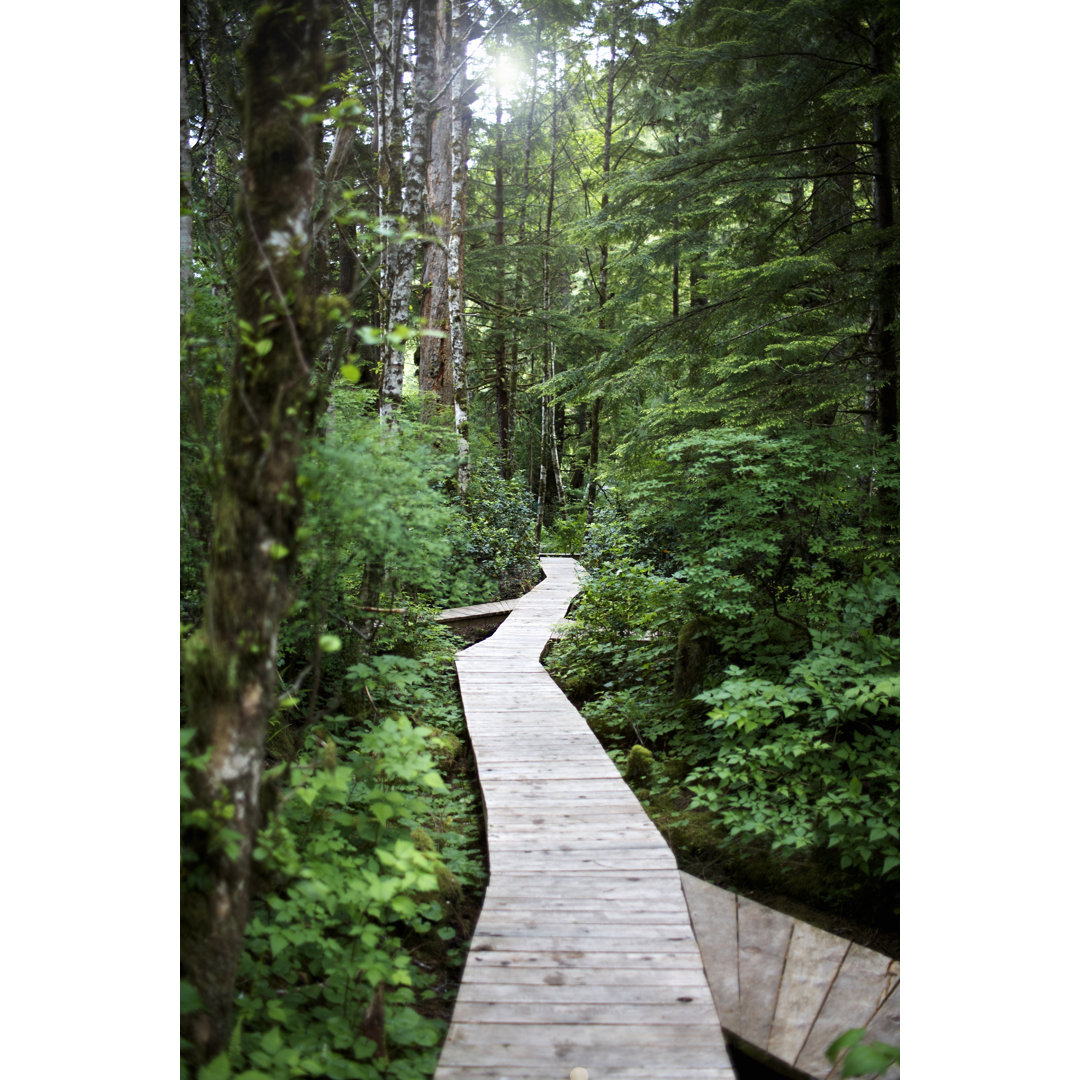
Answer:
(182, 629, 488, 1080)
(544, 462, 900, 958)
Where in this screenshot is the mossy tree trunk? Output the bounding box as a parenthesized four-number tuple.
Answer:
(180, 1, 332, 1066)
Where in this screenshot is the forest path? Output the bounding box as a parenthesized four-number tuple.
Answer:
(434, 557, 735, 1080)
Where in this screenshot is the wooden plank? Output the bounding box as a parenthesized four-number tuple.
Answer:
(478, 764, 623, 780)
(455, 981, 716, 1005)
(736, 895, 795, 1049)
(680, 872, 740, 1027)
(768, 920, 851, 1066)
(470, 931, 699, 953)
(451, 1000, 721, 1025)
(435, 1068, 737, 1080)
(480, 900, 689, 918)
(463, 949, 707, 971)
(794, 943, 895, 1078)
(438, 1023, 729, 1069)
(488, 856, 677, 875)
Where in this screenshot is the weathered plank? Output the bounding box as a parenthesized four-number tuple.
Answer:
(435, 1068, 736, 1080)
(768, 920, 851, 1065)
(455, 981, 717, 1005)
(794, 943, 896, 1078)
(680, 871, 740, 1026)
(452, 999, 722, 1024)
(459, 963, 712, 987)
(735, 897, 794, 1048)
(438, 1022, 729, 1068)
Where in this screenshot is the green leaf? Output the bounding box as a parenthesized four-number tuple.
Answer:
(253, 338, 273, 357)
(180, 979, 204, 1015)
(197, 1053, 232, 1080)
(261, 1027, 283, 1055)
(319, 633, 343, 653)
(340, 363, 360, 383)
(841, 1042, 899, 1077)
(826, 1028, 867, 1063)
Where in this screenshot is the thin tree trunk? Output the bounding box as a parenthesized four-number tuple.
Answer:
(586, 22, 616, 525)
(180, 16, 194, 307)
(380, 0, 437, 424)
(449, 0, 469, 492)
(416, 0, 455, 415)
(377, 0, 410, 423)
(492, 90, 513, 478)
(538, 45, 559, 522)
(180, 1, 332, 1065)
(535, 384, 547, 542)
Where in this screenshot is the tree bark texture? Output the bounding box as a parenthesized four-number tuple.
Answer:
(180, 2, 331, 1065)
(376, 0, 410, 422)
(180, 28, 194, 304)
(416, 0, 456, 414)
(380, 0, 438, 424)
(492, 92, 513, 479)
(449, 0, 470, 492)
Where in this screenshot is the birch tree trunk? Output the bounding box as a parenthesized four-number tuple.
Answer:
(376, 0, 410, 423)
(586, 22, 616, 524)
(380, 0, 437, 424)
(492, 90, 513, 479)
(449, 0, 469, 492)
(416, 0, 455, 414)
(180, 1, 332, 1065)
(507, 22, 543, 478)
(537, 44, 560, 526)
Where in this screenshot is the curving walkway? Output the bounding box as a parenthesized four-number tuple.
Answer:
(435, 558, 734, 1080)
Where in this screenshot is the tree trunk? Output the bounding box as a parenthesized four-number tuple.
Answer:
(492, 91, 513, 479)
(180, 1, 332, 1065)
(537, 45, 559, 520)
(449, 0, 470, 492)
(180, 11, 194, 307)
(376, 0, 411, 423)
(586, 23, 616, 525)
(380, 0, 437, 424)
(416, 0, 455, 415)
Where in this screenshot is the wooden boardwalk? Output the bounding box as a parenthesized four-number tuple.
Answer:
(681, 873, 900, 1080)
(435, 558, 735, 1080)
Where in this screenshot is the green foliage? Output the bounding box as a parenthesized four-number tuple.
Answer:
(446, 460, 540, 602)
(539, 511, 586, 554)
(217, 706, 481, 1080)
(827, 1027, 900, 1078)
(550, 426, 899, 889)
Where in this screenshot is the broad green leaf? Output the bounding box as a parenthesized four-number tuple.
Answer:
(261, 1027, 283, 1055)
(841, 1042, 899, 1077)
(180, 979, 203, 1015)
(826, 1028, 867, 1063)
(197, 1053, 231, 1080)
